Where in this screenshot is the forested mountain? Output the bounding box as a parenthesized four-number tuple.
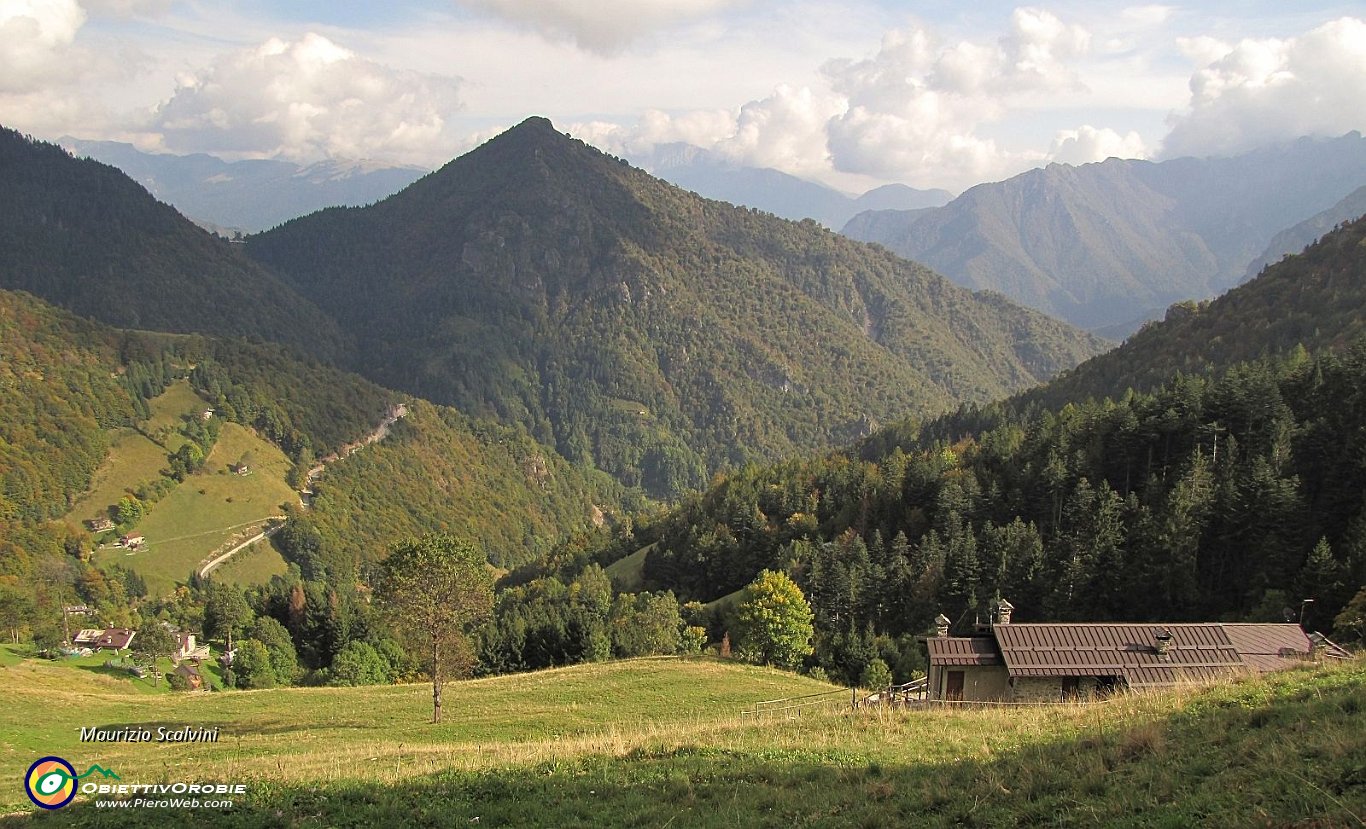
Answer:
(249, 117, 1103, 498)
(1242, 185, 1366, 283)
(639, 142, 952, 228)
(60, 138, 427, 234)
(276, 400, 620, 580)
(508, 216, 1366, 684)
(0, 128, 349, 361)
(591, 343, 1366, 683)
(842, 133, 1366, 332)
(0, 288, 612, 588)
(1016, 215, 1366, 409)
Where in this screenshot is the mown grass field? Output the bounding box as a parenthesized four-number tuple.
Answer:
(65, 429, 171, 536)
(1, 652, 1362, 827)
(604, 544, 651, 592)
(88, 422, 296, 595)
(208, 537, 289, 586)
(65, 381, 297, 594)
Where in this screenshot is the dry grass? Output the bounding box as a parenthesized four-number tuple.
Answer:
(3, 654, 1362, 827)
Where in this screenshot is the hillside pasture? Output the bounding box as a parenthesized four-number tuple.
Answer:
(1, 654, 1359, 827)
(89, 422, 296, 595)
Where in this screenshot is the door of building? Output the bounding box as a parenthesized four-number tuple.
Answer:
(946, 670, 964, 701)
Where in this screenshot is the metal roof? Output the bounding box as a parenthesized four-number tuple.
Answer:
(925, 621, 1325, 688)
(925, 636, 1001, 666)
(990, 623, 1247, 687)
(1221, 623, 1312, 672)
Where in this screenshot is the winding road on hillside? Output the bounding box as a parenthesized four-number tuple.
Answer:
(197, 403, 409, 579)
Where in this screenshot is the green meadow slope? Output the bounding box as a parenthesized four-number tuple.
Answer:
(1, 654, 1361, 827)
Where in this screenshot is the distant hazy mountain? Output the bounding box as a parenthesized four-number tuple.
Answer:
(842, 133, 1366, 332)
(1027, 214, 1366, 409)
(0, 127, 347, 360)
(1242, 184, 1366, 283)
(637, 143, 952, 228)
(250, 118, 1101, 497)
(60, 138, 427, 233)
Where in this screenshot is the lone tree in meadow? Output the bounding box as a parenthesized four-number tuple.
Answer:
(374, 534, 494, 723)
(734, 569, 814, 670)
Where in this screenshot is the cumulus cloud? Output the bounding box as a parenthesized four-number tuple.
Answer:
(145, 33, 463, 164)
(1048, 125, 1148, 165)
(1163, 17, 1366, 158)
(454, 0, 745, 54)
(821, 7, 1090, 184)
(570, 7, 1126, 190)
(0, 0, 87, 93)
(569, 86, 842, 180)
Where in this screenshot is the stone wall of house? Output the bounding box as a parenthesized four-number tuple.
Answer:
(1010, 676, 1101, 703)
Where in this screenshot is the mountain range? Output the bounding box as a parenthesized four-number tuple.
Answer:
(843, 133, 1366, 334)
(637, 142, 952, 228)
(58, 135, 953, 236)
(59, 138, 427, 234)
(247, 117, 1102, 497)
(1022, 213, 1366, 410)
(0, 128, 347, 361)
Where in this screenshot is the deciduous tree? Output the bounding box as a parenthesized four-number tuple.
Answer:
(374, 534, 494, 723)
(734, 569, 813, 670)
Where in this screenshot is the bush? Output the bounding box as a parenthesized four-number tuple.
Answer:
(859, 658, 893, 691)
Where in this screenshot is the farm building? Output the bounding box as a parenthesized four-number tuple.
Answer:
(924, 600, 1330, 702)
(173, 631, 210, 663)
(72, 628, 137, 651)
(173, 663, 204, 691)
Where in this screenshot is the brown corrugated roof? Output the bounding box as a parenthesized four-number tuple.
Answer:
(926, 621, 1324, 688)
(992, 624, 1246, 687)
(925, 636, 1001, 666)
(1221, 623, 1312, 672)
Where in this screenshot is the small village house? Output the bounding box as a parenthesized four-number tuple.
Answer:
(72, 628, 137, 652)
(924, 599, 1328, 702)
(86, 517, 115, 532)
(172, 631, 210, 663)
(119, 534, 145, 549)
(173, 663, 204, 691)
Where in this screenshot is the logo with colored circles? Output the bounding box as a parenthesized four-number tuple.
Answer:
(25, 756, 78, 810)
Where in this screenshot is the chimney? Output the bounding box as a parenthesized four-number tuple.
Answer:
(934, 614, 951, 638)
(995, 599, 1014, 625)
(1154, 627, 1173, 658)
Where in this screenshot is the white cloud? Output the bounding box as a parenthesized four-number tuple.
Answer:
(1163, 17, 1366, 158)
(568, 85, 842, 179)
(145, 33, 464, 164)
(0, 0, 87, 93)
(1049, 125, 1148, 164)
(820, 8, 1091, 185)
(453, 0, 746, 54)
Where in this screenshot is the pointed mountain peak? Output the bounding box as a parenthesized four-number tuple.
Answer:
(512, 115, 557, 133)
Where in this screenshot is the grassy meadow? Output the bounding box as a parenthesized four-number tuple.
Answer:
(208, 537, 289, 586)
(604, 544, 651, 592)
(1, 651, 1361, 827)
(70, 382, 299, 594)
(65, 430, 172, 536)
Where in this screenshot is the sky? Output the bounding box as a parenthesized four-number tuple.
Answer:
(2, 0, 1364, 193)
